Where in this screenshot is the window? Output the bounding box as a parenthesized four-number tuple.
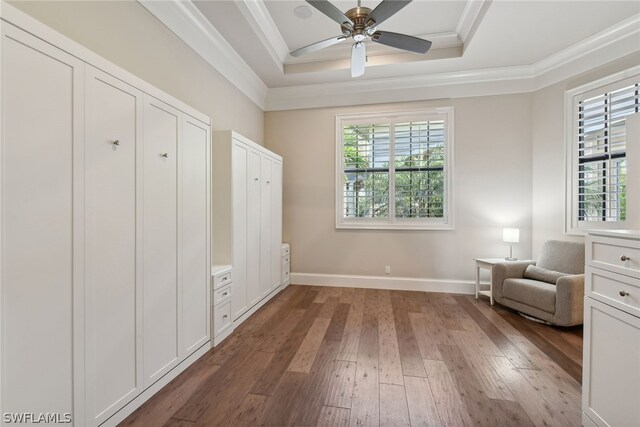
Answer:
(565, 68, 639, 233)
(336, 108, 454, 229)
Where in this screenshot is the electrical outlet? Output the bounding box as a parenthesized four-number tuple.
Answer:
(385, 266, 391, 274)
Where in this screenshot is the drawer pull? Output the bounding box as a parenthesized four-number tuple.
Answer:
(222, 292, 228, 296)
(619, 290, 630, 297)
(620, 255, 631, 262)
(222, 276, 228, 281)
(222, 314, 228, 319)
(112, 139, 120, 146)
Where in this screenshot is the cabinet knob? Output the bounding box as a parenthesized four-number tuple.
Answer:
(222, 292, 228, 296)
(267, 181, 270, 184)
(161, 153, 169, 158)
(619, 290, 630, 297)
(254, 178, 259, 182)
(112, 139, 120, 146)
(222, 314, 228, 319)
(620, 255, 631, 261)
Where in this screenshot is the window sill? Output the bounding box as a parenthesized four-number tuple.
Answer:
(336, 221, 455, 231)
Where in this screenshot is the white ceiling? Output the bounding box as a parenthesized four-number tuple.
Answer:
(142, 0, 640, 110)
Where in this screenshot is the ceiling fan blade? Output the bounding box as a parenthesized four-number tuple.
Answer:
(351, 42, 366, 77)
(306, 0, 354, 28)
(290, 35, 347, 57)
(371, 31, 432, 54)
(366, 0, 412, 28)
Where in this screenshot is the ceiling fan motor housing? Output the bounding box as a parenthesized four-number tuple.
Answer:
(341, 6, 374, 39)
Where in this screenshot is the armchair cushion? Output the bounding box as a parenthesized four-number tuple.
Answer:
(502, 278, 556, 313)
(537, 240, 585, 274)
(523, 265, 569, 284)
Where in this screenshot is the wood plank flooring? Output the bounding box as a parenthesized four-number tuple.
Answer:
(120, 285, 583, 427)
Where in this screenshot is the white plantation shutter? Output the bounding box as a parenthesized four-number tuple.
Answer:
(342, 123, 390, 218)
(338, 109, 453, 229)
(394, 120, 446, 219)
(576, 77, 639, 222)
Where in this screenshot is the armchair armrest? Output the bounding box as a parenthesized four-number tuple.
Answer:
(492, 260, 536, 300)
(554, 274, 585, 326)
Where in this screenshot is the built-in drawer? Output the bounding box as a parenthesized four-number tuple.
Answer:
(213, 270, 232, 289)
(213, 300, 232, 337)
(282, 262, 290, 282)
(586, 266, 640, 317)
(212, 283, 232, 306)
(587, 235, 640, 279)
(281, 244, 290, 257)
(282, 254, 290, 264)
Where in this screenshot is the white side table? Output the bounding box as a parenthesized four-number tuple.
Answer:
(473, 258, 533, 305)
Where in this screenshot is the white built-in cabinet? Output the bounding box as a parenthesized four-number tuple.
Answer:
(583, 230, 640, 427)
(212, 131, 283, 335)
(0, 7, 211, 427)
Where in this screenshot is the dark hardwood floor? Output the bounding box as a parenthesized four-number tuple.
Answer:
(120, 285, 583, 427)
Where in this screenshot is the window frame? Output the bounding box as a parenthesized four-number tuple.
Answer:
(564, 66, 640, 235)
(335, 108, 455, 230)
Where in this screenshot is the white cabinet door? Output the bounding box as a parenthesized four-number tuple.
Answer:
(232, 142, 249, 319)
(583, 297, 640, 426)
(260, 156, 273, 297)
(271, 161, 283, 292)
(180, 115, 210, 355)
(247, 150, 262, 307)
(0, 24, 83, 423)
(143, 96, 180, 386)
(84, 66, 143, 425)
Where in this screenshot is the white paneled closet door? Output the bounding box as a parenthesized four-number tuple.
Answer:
(0, 24, 83, 423)
(271, 161, 283, 292)
(180, 115, 211, 356)
(84, 66, 143, 426)
(260, 156, 273, 297)
(232, 142, 249, 319)
(143, 96, 180, 386)
(247, 150, 262, 307)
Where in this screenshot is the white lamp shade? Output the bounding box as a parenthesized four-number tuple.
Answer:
(503, 228, 520, 243)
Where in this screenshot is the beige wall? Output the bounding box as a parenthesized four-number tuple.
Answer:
(9, 0, 265, 144)
(531, 53, 640, 257)
(265, 95, 533, 281)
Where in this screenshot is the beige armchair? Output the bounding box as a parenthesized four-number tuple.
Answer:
(492, 240, 585, 326)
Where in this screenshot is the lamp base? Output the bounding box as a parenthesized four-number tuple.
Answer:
(504, 257, 518, 261)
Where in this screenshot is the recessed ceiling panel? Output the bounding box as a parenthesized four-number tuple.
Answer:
(265, 0, 466, 50)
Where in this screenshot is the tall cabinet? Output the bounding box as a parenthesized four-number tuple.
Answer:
(1, 7, 211, 427)
(583, 230, 640, 427)
(212, 131, 283, 332)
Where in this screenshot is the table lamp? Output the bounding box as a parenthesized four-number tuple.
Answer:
(503, 228, 519, 261)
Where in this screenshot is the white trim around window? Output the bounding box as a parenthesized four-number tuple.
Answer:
(335, 108, 455, 230)
(564, 65, 640, 235)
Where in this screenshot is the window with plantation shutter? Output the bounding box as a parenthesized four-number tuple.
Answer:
(336, 109, 454, 230)
(565, 69, 639, 233)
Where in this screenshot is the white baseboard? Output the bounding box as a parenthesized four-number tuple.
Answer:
(290, 272, 475, 295)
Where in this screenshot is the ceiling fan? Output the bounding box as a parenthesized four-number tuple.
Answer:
(290, 0, 432, 77)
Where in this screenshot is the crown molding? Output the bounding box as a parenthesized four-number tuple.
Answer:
(457, 0, 492, 50)
(138, 0, 268, 109)
(266, 66, 534, 111)
(265, 14, 640, 111)
(532, 13, 640, 89)
(236, 0, 289, 70)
